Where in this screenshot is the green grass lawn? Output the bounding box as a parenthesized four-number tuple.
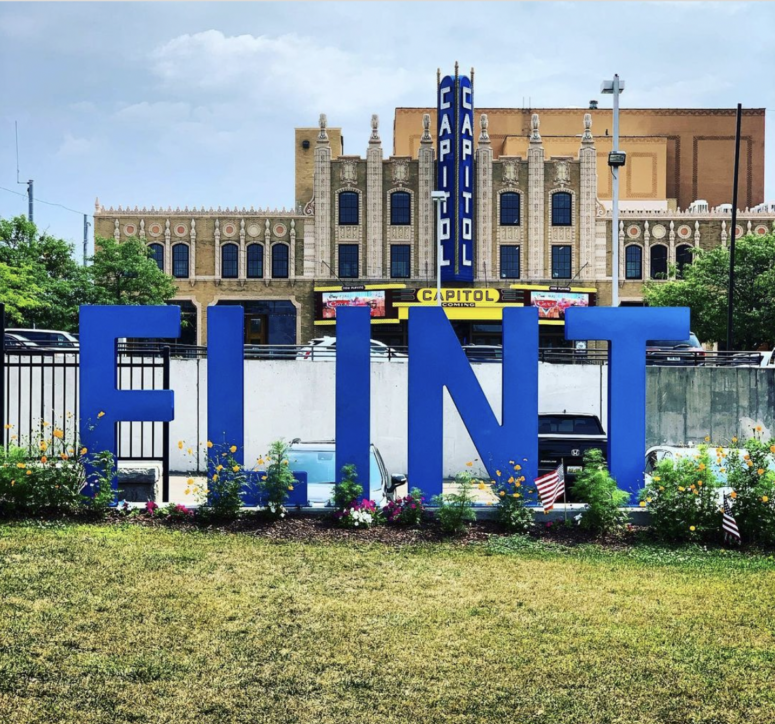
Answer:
(1, 523, 774, 723)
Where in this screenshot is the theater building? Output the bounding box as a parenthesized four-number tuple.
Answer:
(94, 69, 773, 349)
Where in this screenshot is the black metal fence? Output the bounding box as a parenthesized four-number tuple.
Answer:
(1, 306, 171, 501)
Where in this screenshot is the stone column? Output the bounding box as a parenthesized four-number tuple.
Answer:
(417, 114, 435, 280)
(366, 114, 383, 278)
(314, 114, 332, 278)
(578, 114, 596, 281)
(527, 114, 545, 279)
(476, 114, 493, 281)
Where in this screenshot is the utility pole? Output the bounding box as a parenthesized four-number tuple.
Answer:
(83, 215, 90, 265)
(726, 103, 743, 352)
(27, 180, 34, 223)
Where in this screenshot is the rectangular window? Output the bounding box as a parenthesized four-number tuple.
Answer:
(338, 192, 359, 226)
(390, 245, 411, 278)
(499, 193, 520, 226)
(499, 246, 520, 279)
(551, 192, 573, 226)
(338, 244, 359, 278)
(551, 246, 572, 279)
(390, 192, 411, 225)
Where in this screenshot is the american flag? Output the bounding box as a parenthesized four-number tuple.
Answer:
(535, 463, 565, 513)
(722, 494, 741, 543)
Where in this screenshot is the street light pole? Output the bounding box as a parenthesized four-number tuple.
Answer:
(431, 191, 446, 306)
(601, 75, 626, 308)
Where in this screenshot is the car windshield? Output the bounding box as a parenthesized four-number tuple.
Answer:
(287, 449, 381, 488)
(538, 416, 604, 435)
(646, 335, 700, 348)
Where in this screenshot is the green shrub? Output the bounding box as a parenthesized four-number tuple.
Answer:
(725, 435, 775, 544)
(492, 467, 532, 533)
(432, 471, 477, 535)
(204, 441, 246, 520)
(639, 446, 721, 542)
(572, 449, 629, 535)
(259, 440, 296, 519)
(332, 465, 381, 528)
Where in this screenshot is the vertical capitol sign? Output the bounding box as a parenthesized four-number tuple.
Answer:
(437, 70, 474, 282)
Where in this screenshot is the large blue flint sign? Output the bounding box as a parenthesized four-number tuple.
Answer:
(79, 304, 689, 506)
(437, 71, 474, 282)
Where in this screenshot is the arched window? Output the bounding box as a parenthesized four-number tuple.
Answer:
(272, 243, 289, 278)
(500, 193, 520, 226)
(551, 192, 572, 226)
(247, 244, 264, 278)
(625, 245, 643, 280)
(148, 243, 164, 272)
(339, 192, 359, 225)
(676, 244, 693, 279)
(390, 191, 411, 225)
(172, 244, 189, 279)
(221, 243, 238, 279)
(650, 245, 668, 279)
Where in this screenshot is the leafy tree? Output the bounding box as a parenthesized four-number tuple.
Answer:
(0, 216, 92, 331)
(89, 236, 177, 306)
(643, 233, 775, 349)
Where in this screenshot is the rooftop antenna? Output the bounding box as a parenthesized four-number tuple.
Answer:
(15, 121, 34, 223)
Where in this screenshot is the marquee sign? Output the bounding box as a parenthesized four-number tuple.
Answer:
(313, 284, 404, 325)
(437, 71, 474, 282)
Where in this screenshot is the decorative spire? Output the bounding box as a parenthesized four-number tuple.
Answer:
(369, 114, 380, 144)
(581, 113, 594, 145)
(479, 113, 490, 145)
(95, 197, 101, 213)
(318, 113, 328, 143)
(530, 113, 541, 144)
(421, 113, 432, 144)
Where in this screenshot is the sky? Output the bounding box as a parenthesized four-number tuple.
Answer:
(1, 1, 774, 255)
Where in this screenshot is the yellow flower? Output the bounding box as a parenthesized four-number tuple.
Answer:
(288, 485, 294, 491)
(771, 445, 775, 454)
(53, 429, 64, 439)
(758, 468, 765, 476)
(3, 424, 12, 429)
(16, 463, 25, 469)
(230, 445, 237, 453)
(10, 480, 14, 486)
(39, 441, 48, 452)
(514, 464, 522, 471)
(690, 526, 696, 532)
(496, 470, 501, 477)
(212, 474, 218, 481)
(478, 482, 486, 490)
(80, 447, 87, 455)
(216, 464, 223, 472)
(698, 481, 703, 486)
(257, 457, 265, 465)
(747, 461, 754, 468)
(178, 441, 184, 449)
(639, 501, 646, 507)
(207, 440, 213, 448)
(730, 491, 737, 499)
(762, 496, 770, 503)
(732, 437, 738, 443)
(26, 470, 31, 476)
(60, 453, 68, 460)
(187, 448, 193, 455)
(261, 475, 267, 481)
(698, 463, 706, 471)
(499, 490, 505, 497)
(232, 465, 240, 473)
(659, 486, 665, 491)
(40, 456, 47, 464)
(646, 498, 653, 503)
(97, 411, 105, 419)
(756, 425, 763, 432)
(508, 476, 515, 483)
(187, 478, 194, 485)
(678, 486, 685, 492)
(512, 493, 521, 498)
(465, 461, 473, 467)
(704, 436, 710, 442)
(185, 489, 190, 495)
(653, 476, 661, 482)
(283, 460, 289, 465)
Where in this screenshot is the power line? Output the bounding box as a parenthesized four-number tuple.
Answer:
(0, 185, 90, 217)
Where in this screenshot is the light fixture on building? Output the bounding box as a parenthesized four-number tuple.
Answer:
(608, 151, 627, 168)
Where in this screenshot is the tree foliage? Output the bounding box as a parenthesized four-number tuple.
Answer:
(0, 216, 177, 331)
(643, 233, 775, 349)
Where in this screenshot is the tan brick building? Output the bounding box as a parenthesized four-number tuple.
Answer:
(94, 74, 774, 349)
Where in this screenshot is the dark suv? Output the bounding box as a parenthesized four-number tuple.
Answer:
(646, 333, 705, 367)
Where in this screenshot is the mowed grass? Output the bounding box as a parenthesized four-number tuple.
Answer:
(1, 524, 774, 724)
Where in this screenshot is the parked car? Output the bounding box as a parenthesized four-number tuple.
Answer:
(538, 413, 607, 487)
(646, 333, 705, 366)
(296, 336, 407, 361)
(6, 329, 79, 349)
(462, 345, 503, 363)
(245, 345, 299, 360)
(285, 440, 406, 505)
(3, 333, 42, 350)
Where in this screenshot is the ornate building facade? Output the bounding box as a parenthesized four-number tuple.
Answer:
(94, 74, 774, 349)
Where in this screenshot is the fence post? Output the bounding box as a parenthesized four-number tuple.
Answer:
(0, 303, 4, 447)
(162, 345, 170, 503)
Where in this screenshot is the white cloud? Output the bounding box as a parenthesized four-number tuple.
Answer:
(149, 30, 426, 115)
(114, 101, 195, 126)
(56, 133, 101, 158)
